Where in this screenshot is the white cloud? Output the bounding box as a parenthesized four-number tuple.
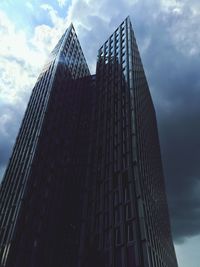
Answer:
(25, 1, 34, 11)
(0, 10, 47, 105)
(57, 0, 67, 7)
(160, 0, 183, 13)
(175, 234, 200, 267)
(167, 4, 200, 56)
(0, 4, 70, 108)
(152, 0, 200, 57)
(40, 3, 66, 29)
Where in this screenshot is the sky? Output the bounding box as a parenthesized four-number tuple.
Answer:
(0, 0, 200, 266)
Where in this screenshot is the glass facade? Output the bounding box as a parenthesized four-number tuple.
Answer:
(79, 17, 178, 267)
(0, 17, 178, 267)
(0, 24, 91, 267)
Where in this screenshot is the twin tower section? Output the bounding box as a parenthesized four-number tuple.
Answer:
(0, 17, 178, 267)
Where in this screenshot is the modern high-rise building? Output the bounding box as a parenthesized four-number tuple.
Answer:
(0, 17, 178, 267)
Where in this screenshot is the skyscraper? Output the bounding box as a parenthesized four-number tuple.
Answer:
(0, 24, 92, 267)
(79, 17, 178, 267)
(0, 17, 178, 267)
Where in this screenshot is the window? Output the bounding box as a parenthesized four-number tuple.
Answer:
(105, 195, 109, 210)
(122, 61, 126, 69)
(127, 246, 136, 266)
(114, 206, 121, 224)
(116, 34, 119, 41)
(33, 239, 37, 248)
(115, 227, 122, 245)
(116, 44, 119, 52)
(122, 170, 128, 185)
(125, 203, 132, 219)
(113, 172, 119, 188)
(115, 248, 122, 267)
(105, 230, 111, 248)
(124, 186, 130, 202)
(104, 180, 109, 194)
(104, 212, 109, 228)
(114, 190, 119, 205)
(127, 222, 134, 242)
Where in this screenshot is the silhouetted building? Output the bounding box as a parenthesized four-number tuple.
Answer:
(0, 17, 178, 267)
(0, 24, 92, 267)
(79, 17, 178, 267)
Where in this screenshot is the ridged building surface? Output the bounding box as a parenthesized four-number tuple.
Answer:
(0, 24, 91, 267)
(0, 17, 178, 267)
(79, 17, 178, 267)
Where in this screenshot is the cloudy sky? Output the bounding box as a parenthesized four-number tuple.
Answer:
(0, 0, 200, 266)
